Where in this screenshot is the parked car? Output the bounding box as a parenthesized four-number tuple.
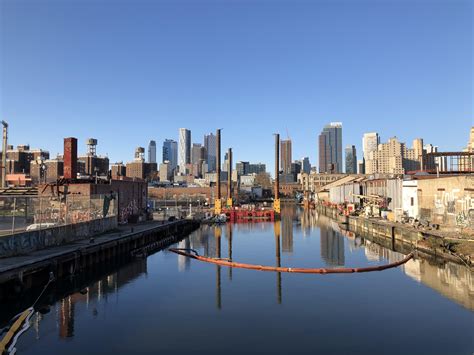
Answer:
(26, 223, 57, 231)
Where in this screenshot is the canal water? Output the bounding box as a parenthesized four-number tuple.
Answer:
(8, 206, 474, 354)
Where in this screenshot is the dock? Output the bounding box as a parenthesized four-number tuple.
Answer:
(0, 219, 199, 300)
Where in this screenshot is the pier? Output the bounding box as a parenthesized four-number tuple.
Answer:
(0, 219, 199, 301)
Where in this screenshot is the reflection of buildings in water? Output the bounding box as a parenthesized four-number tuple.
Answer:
(58, 291, 89, 338)
(403, 258, 474, 310)
(178, 238, 191, 271)
(274, 221, 282, 304)
(225, 223, 233, 280)
(281, 205, 294, 253)
(189, 226, 208, 251)
(320, 226, 345, 266)
(54, 258, 147, 340)
(363, 240, 404, 264)
(362, 240, 474, 310)
(189, 225, 221, 257)
(233, 222, 272, 234)
(300, 209, 319, 237)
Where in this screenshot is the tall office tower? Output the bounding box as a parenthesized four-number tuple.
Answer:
(280, 139, 292, 174)
(204, 133, 217, 172)
(222, 152, 229, 172)
(191, 143, 204, 164)
(345, 145, 357, 174)
(178, 128, 191, 173)
(248, 163, 266, 174)
(236, 161, 250, 176)
(318, 122, 342, 173)
(301, 157, 311, 174)
(362, 132, 380, 173)
(162, 139, 178, 171)
(148, 140, 156, 163)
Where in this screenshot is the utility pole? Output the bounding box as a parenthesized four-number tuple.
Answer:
(274, 133, 281, 214)
(227, 148, 233, 208)
(215, 129, 222, 215)
(1, 120, 8, 188)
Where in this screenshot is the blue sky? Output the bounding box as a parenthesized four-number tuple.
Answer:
(1, 0, 472, 173)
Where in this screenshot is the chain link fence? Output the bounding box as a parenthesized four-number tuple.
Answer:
(0, 194, 117, 236)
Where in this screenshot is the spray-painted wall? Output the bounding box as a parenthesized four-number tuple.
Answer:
(417, 176, 474, 227)
(0, 216, 117, 258)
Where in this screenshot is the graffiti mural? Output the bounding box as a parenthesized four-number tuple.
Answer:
(433, 189, 474, 227)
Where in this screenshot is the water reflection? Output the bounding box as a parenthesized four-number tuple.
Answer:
(183, 207, 473, 311)
(311, 209, 473, 310)
(26, 258, 148, 341)
(274, 220, 282, 304)
(215, 227, 222, 310)
(9, 205, 473, 354)
(281, 204, 294, 254)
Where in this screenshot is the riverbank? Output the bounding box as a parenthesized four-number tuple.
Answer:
(316, 204, 473, 267)
(0, 219, 200, 301)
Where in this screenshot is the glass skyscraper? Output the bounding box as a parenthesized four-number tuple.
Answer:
(318, 122, 342, 173)
(162, 139, 178, 171)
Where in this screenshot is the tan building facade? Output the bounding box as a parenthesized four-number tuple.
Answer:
(366, 137, 425, 174)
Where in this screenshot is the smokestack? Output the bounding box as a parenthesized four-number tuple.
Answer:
(216, 129, 221, 200)
(227, 148, 232, 201)
(64, 137, 78, 180)
(275, 133, 280, 200)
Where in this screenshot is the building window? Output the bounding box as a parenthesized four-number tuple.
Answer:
(410, 197, 414, 206)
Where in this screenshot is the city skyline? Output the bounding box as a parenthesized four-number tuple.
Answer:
(1, 0, 471, 173)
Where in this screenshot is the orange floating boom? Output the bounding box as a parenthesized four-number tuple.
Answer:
(169, 248, 414, 274)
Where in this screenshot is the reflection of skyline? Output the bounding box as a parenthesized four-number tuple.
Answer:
(274, 221, 282, 305)
(320, 226, 345, 266)
(299, 209, 318, 237)
(363, 240, 474, 310)
(55, 258, 148, 339)
(26, 204, 473, 347)
(281, 205, 294, 254)
(178, 238, 191, 271)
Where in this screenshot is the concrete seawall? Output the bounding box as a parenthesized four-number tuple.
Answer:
(0, 216, 118, 258)
(316, 205, 469, 266)
(0, 219, 200, 301)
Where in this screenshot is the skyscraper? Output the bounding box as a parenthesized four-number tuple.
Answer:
(148, 140, 156, 164)
(362, 132, 380, 173)
(162, 139, 178, 171)
(301, 157, 311, 174)
(280, 139, 292, 174)
(318, 122, 342, 173)
(178, 128, 191, 173)
(236, 161, 250, 176)
(204, 133, 217, 172)
(345, 145, 357, 174)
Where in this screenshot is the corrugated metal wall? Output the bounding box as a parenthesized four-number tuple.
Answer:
(329, 178, 402, 210)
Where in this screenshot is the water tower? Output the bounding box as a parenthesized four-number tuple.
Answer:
(86, 138, 98, 156)
(135, 147, 145, 161)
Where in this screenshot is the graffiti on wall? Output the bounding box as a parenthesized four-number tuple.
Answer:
(434, 189, 474, 227)
(119, 200, 138, 223)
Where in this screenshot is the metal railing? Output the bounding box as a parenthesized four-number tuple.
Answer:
(0, 194, 117, 236)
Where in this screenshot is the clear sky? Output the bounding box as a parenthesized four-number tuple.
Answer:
(1, 0, 472, 173)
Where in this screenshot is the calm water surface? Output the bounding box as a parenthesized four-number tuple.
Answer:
(10, 206, 474, 354)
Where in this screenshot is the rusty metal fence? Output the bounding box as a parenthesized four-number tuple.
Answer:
(0, 194, 117, 236)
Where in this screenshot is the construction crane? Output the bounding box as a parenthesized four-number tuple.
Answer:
(1, 120, 8, 188)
